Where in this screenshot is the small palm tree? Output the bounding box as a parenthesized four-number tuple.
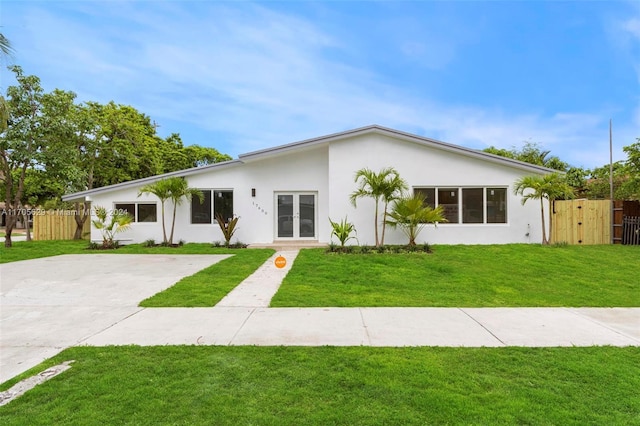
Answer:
(350, 167, 407, 246)
(514, 173, 574, 245)
(386, 193, 446, 246)
(92, 206, 133, 249)
(139, 177, 203, 245)
(138, 179, 172, 244)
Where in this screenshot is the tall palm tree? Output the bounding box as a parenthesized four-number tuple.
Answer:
(386, 193, 446, 246)
(350, 167, 407, 246)
(513, 173, 574, 244)
(0, 32, 12, 133)
(0, 32, 13, 56)
(139, 177, 203, 245)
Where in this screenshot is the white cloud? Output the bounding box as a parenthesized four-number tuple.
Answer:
(2, 1, 632, 169)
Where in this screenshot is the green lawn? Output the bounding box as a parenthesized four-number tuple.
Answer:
(271, 244, 640, 307)
(1, 346, 638, 425)
(139, 248, 274, 307)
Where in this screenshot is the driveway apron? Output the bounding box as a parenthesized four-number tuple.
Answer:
(0, 254, 229, 383)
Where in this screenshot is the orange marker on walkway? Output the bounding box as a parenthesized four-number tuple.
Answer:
(274, 255, 286, 269)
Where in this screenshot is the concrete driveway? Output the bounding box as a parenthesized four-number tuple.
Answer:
(0, 254, 229, 383)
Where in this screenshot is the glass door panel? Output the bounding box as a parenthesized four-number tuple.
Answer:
(299, 194, 316, 238)
(277, 194, 294, 238)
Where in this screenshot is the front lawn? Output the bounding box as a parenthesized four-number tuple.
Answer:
(1, 346, 638, 425)
(271, 245, 640, 307)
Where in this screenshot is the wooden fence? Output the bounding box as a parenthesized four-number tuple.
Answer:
(551, 200, 611, 245)
(33, 210, 91, 241)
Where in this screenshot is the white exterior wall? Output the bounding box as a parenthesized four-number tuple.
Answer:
(85, 131, 548, 246)
(88, 146, 329, 245)
(327, 133, 546, 245)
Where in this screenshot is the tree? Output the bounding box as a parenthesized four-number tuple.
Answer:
(513, 173, 574, 245)
(0, 32, 13, 57)
(484, 141, 569, 171)
(621, 138, 640, 199)
(349, 167, 407, 246)
(139, 177, 202, 245)
(385, 193, 446, 246)
(0, 66, 76, 247)
(138, 178, 173, 244)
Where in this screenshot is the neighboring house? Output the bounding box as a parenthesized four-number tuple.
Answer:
(62, 125, 555, 245)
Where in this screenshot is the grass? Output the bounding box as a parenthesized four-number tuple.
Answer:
(271, 244, 640, 307)
(0, 240, 274, 306)
(139, 248, 274, 307)
(1, 346, 638, 425)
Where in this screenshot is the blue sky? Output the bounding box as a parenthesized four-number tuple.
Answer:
(1, 1, 639, 169)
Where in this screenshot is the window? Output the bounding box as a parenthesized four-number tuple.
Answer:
(214, 190, 234, 223)
(438, 188, 459, 224)
(114, 203, 157, 222)
(414, 188, 435, 209)
(115, 203, 135, 218)
(462, 188, 483, 223)
(191, 190, 212, 224)
(191, 189, 234, 224)
(137, 204, 157, 222)
(413, 187, 507, 224)
(487, 188, 507, 223)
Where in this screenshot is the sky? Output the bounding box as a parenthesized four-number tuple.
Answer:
(1, 0, 639, 169)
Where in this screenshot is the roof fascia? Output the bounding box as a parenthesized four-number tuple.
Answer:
(62, 159, 243, 202)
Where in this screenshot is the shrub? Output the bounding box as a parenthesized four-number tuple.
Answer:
(329, 216, 357, 248)
(143, 239, 156, 247)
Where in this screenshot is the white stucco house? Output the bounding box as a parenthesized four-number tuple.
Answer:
(62, 125, 554, 246)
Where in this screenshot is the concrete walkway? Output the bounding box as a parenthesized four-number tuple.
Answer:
(2, 250, 639, 385)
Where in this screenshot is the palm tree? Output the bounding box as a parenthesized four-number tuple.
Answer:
(513, 173, 574, 244)
(138, 179, 172, 244)
(0, 32, 13, 56)
(92, 206, 133, 249)
(0, 32, 12, 133)
(386, 193, 446, 246)
(139, 177, 203, 245)
(350, 167, 407, 246)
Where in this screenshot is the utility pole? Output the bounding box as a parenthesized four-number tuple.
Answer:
(609, 119, 614, 244)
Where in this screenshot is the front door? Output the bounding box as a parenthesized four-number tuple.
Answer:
(276, 192, 316, 239)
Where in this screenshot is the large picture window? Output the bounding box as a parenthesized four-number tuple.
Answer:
(191, 189, 234, 224)
(413, 187, 507, 224)
(114, 203, 157, 222)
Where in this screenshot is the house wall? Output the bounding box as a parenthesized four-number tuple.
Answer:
(327, 133, 547, 245)
(86, 131, 548, 246)
(87, 146, 329, 244)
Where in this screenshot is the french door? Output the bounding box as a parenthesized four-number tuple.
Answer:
(276, 192, 317, 239)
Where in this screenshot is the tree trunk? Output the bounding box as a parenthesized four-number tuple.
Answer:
(4, 212, 15, 247)
(22, 209, 31, 241)
(169, 202, 177, 245)
(160, 201, 167, 244)
(73, 201, 90, 240)
(380, 202, 389, 246)
(374, 199, 380, 246)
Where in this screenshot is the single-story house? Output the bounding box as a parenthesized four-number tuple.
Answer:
(62, 125, 555, 246)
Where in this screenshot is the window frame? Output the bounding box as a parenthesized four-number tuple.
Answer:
(191, 189, 234, 224)
(113, 202, 157, 223)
